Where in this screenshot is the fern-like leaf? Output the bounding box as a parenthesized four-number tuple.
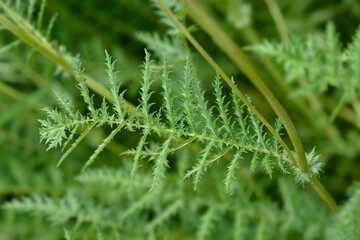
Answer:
(39, 50, 320, 192)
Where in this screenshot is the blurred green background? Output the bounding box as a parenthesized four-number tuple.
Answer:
(0, 0, 360, 239)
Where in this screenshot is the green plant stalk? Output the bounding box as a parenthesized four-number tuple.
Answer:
(263, 0, 290, 48)
(156, 0, 338, 212)
(214, 0, 293, 102)
(0, 1, 136, 114)
(214, 0, 290, 95)
(239, 26, 322, 132)
(182, 0, 309, 172)
(219, 0, 288, 92)
(311, 178, 339, 212)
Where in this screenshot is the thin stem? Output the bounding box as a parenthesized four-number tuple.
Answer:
(47, 118, 294, 165)
(311, 177, 339, 212)
(155, 0, 338, 211)
(263, 0, 290, 48)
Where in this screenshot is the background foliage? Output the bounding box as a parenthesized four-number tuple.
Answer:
(0, 0, 359, 239)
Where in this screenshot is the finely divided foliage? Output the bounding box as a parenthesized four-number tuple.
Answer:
(135, 0, 188, 62)
(39, 49, 322, 191)
(246, 22, 360, 123)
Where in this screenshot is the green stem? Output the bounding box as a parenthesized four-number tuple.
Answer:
(182, 0, 308, 172)
(49, 117, 293, 164)
(264, 0, 290, 48)
(311, 177, 339, 212)
(155, 0, 338, 212)
(0, 1, 137, 114)
(237, 24, 320, 134)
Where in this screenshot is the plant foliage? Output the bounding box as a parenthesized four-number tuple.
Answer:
(39, 50, 324, 192)
(247, 22, 360, 123)
(1, 0, 360, 239)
